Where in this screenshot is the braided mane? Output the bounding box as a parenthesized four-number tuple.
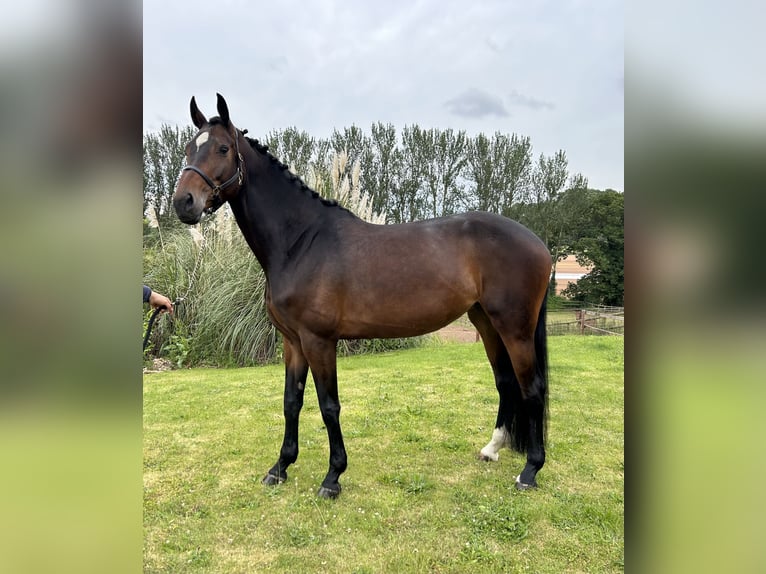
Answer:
(242, 133, 349, 212)
(204, 115, 346, 212)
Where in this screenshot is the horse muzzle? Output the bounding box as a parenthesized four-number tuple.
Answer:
(173, 190, 204, 224)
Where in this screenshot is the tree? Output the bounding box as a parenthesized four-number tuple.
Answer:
(363, 122, 399, 217)
(330, 125, 366, 170)
(523, 150, 570, 244)
(546, 172, 589, 294)
(562, 190, 624, 306)
(307, 138, 334, 198)
(264, 126, 316, 179)
(413, 127, 467, 218)
(389, 126, 428, 223)
(512, 150, 575, 294)
(466, 132, 532, 215)
(432, 128, 468, 216)
(143, 124, 196, 230)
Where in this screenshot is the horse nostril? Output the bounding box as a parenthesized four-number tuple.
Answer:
(173, 191, 197, 221)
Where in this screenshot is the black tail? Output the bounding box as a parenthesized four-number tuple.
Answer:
(534, 296, 549, 445)
(506, 296, 549, 453)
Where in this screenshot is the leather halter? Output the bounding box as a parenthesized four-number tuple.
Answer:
(182, 128, 245, 213)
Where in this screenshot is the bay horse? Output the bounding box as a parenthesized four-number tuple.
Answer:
(172, 94, 552, 499)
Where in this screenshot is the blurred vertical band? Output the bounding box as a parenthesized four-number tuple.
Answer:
(629, 1, 766, 573)
(0, 1, 142, 573)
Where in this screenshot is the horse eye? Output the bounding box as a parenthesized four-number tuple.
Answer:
(219, 145, 229, 154)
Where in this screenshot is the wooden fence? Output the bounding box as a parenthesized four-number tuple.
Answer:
(546, 304, 624, 336)
(444, 304, 624, 340)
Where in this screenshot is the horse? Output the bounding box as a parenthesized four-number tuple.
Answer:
(172, 94, 552, 499)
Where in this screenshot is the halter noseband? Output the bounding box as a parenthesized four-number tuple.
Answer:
(182, 128, 245, 213)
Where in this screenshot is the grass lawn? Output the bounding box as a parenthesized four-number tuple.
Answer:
(144, 336, 623, 573)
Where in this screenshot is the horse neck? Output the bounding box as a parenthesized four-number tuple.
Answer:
(228, 146, 339, 275)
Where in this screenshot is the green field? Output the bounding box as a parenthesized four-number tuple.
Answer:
(144, 336, 624, 573)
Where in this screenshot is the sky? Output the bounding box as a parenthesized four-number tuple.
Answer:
(143, 0, 623, 191)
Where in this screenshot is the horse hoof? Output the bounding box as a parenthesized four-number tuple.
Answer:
(515, 476, 537, 490)
(262, 473, 285, 486)
(478, 449, 499, 462)
(317, 485, 341, 499)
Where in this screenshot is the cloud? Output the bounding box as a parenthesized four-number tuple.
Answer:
(485, 35, 504, 53)
(444, 88, 509, 118)
(508, 89, 555, 111)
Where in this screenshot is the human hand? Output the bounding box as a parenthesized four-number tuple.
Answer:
(148, 291, 173, 314)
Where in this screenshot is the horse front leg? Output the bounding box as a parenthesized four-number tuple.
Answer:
(263, 338, 308, 486)
(302, 334, 347, 499)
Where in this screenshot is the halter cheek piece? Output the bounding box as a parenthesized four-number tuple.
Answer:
(182, 129, 245, 214)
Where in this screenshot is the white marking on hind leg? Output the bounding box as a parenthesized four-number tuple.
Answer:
(480, 426, 510, 462)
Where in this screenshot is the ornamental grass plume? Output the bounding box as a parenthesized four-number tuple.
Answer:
(326, 149, 386, 224)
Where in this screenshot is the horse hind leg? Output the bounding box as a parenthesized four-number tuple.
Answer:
(495, 301, 549, 490)
(504, 337, 547, 490)
(472, 298, 549, 490)
(468, 304, 519, 463)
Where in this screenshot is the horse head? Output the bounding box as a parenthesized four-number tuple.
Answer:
(173, 94, 244, 224)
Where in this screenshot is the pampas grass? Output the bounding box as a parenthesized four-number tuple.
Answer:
(143, 158, 421, 367)
(144, 207, 277, 367)
(325, 149, 386, 225)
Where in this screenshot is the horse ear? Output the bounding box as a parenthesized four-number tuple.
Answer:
(190, 97, 207, 129)
(216, 93, 230, 127)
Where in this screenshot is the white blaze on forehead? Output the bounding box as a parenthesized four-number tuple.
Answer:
(195, 131, 209, 150)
